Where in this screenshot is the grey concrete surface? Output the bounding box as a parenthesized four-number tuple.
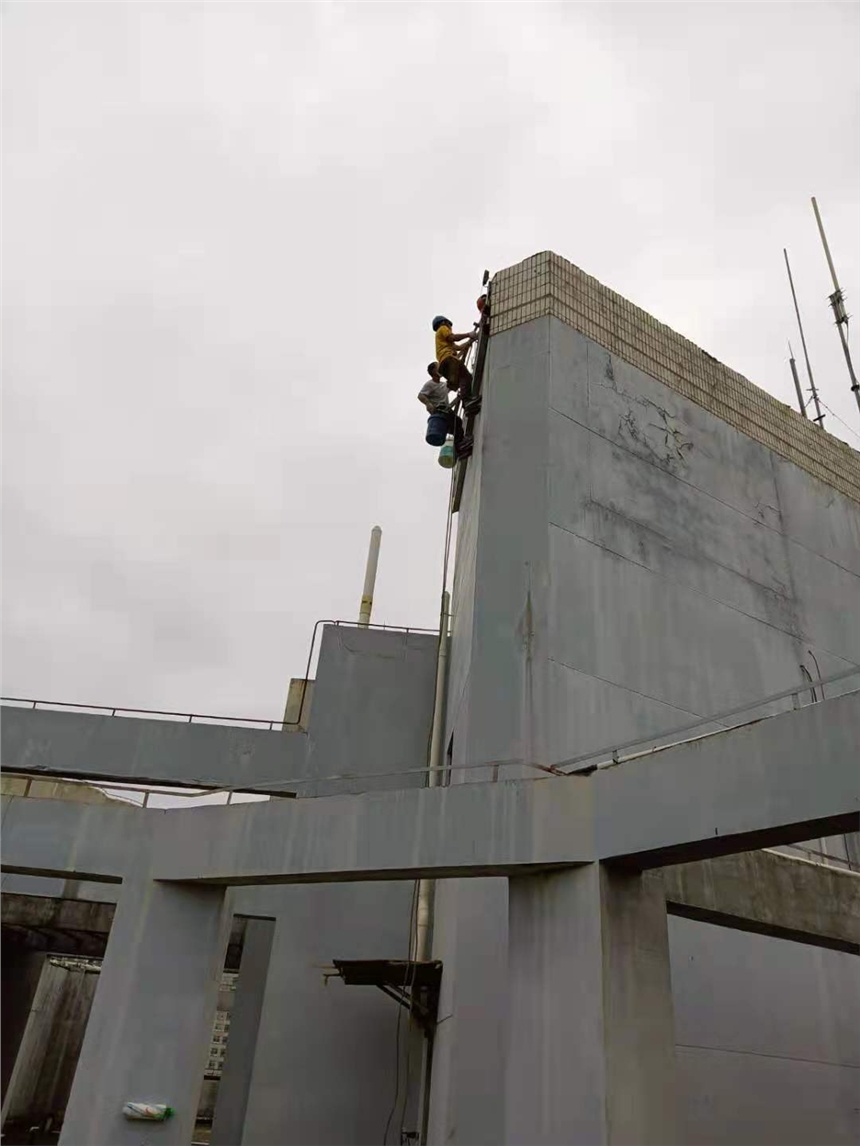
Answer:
(1, 892, 250, 968)
(304, 626, 437, 796)
(1, 627, 437, 799)
(147, 778, 593, 884)
(0, 794, 148, 882)
(59, 879, 234, 1146)
(427, 309, 860, 1145)
(211, 920, 275, 1146)
(0, 705, 309, 792)
(2, 959, 98, 1129)
(1, 946, 46, 1102)
(3, 291, 859, 1146)
(6, 691, 845, 889)
(662, 850, 860, 954)
(236, 882, 420, 1146)
(505, 865, 676, 1146)
(670, 916, 860, 1145)
(594, 690, 860, 866)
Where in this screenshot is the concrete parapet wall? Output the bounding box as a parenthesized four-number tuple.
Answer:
(492, 252, 860, 502)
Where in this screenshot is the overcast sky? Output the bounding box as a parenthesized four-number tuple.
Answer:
(3, 1, 859, 721)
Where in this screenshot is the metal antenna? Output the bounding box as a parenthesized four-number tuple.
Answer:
(784, 248, 825, 425)
(787, 341, 807, 418)
(811, 196, 860, 418)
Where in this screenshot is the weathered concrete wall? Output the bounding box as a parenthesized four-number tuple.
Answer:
(1, 626, 437, 799)
(1, 946, 46, 1103)
(0, 705, 310, 791)
(670, 916, 860, 1145)
(662, 851, 860, 954)
(303, 626, 437, 796)
(1, 959, 99, 1127)
(432, 306, 860, 1144)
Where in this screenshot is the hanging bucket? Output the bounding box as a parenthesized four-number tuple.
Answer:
(438, 436, 455, 469)
(425, 413, 448, 447)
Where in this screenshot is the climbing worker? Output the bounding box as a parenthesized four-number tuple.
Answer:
(418, 362, 472, 459)
(432, 316, 480, 413)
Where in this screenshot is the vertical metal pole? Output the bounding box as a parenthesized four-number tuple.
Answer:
(811, 197, 860, 417)
(784, 248, 825, 425)
(358, 526, 382, 628)
(414, 591, 450, 964)
(788, 342, 807, 417)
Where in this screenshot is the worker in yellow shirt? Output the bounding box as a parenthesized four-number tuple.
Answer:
(432, 315, 480, 413)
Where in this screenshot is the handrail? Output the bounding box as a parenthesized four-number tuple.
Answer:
(557, 665, 860, 775)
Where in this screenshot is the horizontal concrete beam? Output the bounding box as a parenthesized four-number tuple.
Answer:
(150, 778, 594, 884)
(1, 795, 146, 882)
(0, 894, 253, 971)
(3, 694, 856, 887)
(0, 705, 307, 793)
(1, 891, 116, 934)
(660, 851, 860, 955)
(596, 691, 860, 868)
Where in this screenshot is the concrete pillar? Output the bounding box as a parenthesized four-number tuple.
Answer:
(211, 919, 275, 1146)
(505, 864, 677, 1146)
(59, 878, 234, 1146)
(1, 945, 46, 1113)
(425, 879, 508, 1146)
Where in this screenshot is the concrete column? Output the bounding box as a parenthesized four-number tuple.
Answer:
(505, 864, 677, 1146)
(425, 879, 508, 1146)
(59, 878, 234, 1146)
(1, 945, 46, 1113)
(211, 919, 275, 1146)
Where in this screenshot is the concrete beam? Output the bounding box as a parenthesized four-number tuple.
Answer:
(1, 891, 116, 935)
(151, 778, 594, 884)
(4, 694, 856, 888)
(0, 893, 251, 968)
(596, 691, 860, 868)
(661, 850, 860, 955)
(1, 705, 308, 793)
(1, 795, 146, 882)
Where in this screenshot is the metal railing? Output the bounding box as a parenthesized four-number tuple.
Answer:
(1, 771, 281, 808)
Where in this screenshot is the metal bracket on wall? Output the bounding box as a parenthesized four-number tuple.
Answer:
(330, 959, 443, 1034)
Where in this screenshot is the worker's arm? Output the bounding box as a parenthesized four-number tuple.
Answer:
(451, 331, 477, 343)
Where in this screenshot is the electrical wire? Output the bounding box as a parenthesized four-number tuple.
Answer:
(817, 398, 860, 446)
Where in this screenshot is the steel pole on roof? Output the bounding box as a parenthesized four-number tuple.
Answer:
(357, 526, 382, 627)
(788, 342, 807, 418)
(811, 196, 860, 418)
(784, 248, 825, 425)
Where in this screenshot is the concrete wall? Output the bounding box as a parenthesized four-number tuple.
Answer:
(1, 626, 436, 799)
(1, 946, 46, 1102)
(217, 626, 437, 1142)
(670, 916, 860, 1145)
(430, 311, 860, 1144)
(1, 959, 99, 1128)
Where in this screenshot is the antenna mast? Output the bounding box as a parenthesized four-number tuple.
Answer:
(783, 248, 824, 425)
(811, 196, 860, 418)
(787, 341, 807, 418)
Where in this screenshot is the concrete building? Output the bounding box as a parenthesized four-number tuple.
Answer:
(1, 250, 859, 1146)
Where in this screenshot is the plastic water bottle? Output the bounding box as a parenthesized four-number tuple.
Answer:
(122, 1103, 174, 1121)
(438, 436, 455, 469)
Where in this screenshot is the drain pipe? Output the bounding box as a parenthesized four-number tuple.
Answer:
(357, 526, 382, 627)
(414, 591, 450, 962)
